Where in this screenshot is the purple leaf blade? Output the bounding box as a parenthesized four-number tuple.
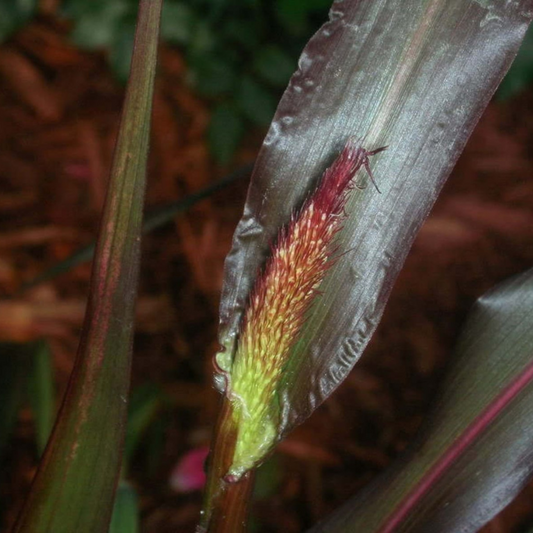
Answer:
(310, 268, 533, 532)
(215, 0, 533, 444)
(12, 1, 162, 532)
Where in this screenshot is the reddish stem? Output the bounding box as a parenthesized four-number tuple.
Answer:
(199, 396, 255, 533)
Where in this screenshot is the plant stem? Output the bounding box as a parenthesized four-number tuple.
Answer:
(200, 396, 255, 532)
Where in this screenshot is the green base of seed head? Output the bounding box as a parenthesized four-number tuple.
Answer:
(226, 361, 280, 479)
(227, 403, 278, 479)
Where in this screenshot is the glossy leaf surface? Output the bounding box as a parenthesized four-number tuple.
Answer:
(311, 269, 533, 533)
(12, 1, 162, 531)
(216, 0, 533, 443)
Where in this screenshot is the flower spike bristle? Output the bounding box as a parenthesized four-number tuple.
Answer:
(226, 139, 385, 479)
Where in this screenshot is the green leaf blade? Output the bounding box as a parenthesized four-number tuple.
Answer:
(12, 1, 162, 531)
(124, 384, 164, 467)
(27, 341, 55, 456)
(109, 482, 139, 533)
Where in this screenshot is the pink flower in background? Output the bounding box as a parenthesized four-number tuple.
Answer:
(170, 446, 209, 493)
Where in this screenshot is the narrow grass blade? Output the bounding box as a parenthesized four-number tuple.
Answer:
(12, 1, 162, 531)
(311, 269, 533, 533)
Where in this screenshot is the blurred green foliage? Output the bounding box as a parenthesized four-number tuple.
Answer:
(60, 0, 331, 163)
(0, 0, 37, 42)
(0, 344, 31, 459)
(5, 0, 533, 161)
(26, 341, 55, 455)
(496, 23, 533, 100)
(61, 0, 533, 164)
(0, 341, 54, 459)
(109, 482, 139, 533)
(0, 342, 171, 530)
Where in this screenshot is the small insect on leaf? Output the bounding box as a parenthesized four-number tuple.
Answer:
(357, 145, 387, 193)
(224, 139, 386, 480)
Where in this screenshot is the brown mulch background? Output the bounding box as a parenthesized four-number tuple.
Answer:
(0, 15, 532, 533)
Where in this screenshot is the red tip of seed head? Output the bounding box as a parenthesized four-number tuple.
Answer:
(314, 139, 383, 211)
